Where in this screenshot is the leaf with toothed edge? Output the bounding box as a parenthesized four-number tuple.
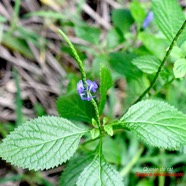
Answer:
(132, 55, 161, 74)
(152, 0, 185, 42)
(56, 93, 96, 123)
(76, 154, 124, 186)
(120, 100, 186, 150)
(0, 116, 88, 171)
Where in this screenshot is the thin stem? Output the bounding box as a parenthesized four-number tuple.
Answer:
(98, 136, 103, 156)
(158, 149, 165, 186)
(158, 175, 165, 186)
(91, 99, 101, 127)
(134, 20, 186, 104)
(120, 146, 144, 177)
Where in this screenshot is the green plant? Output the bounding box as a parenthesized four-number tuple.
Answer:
(1, 0, 186, 185)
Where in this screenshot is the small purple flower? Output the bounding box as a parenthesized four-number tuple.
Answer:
(77, 80, 85, 94)
(77, 80, 98, 101)
(143, 11, 154, 29)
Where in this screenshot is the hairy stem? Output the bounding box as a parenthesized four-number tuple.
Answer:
(134, 20, 186, 104)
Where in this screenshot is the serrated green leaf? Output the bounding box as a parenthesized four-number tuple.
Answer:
(90, 128, 100, 139)
(76, 155, 124, 186)
(132, 55, 161, 74)
(56, 93, 96, 123)
(59, 153, 94, 186)
(152, 0, 185, 42)
(0, 116, 87, 170)
(103, 125, 114, 136)
(99, 66, 113, 113)
(120, 100, 186, 150)
(173, 58, 186, 78)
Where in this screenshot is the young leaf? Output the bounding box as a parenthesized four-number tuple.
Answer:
(60, 154, 94, 186)
(0, 116, 87, 170)
(92, 118, 98, 128)
(152, 0, 185, 42)
(99, 66, 113, 113)
(90, 128, 100, 139)
(103, 125, 114, 136)
(132, 55, 161, 74)
(76, 155, 124, 186)
(56, 93, 96, 123)
(120, 100, 186, 150)
(173, 58, 186, 78)
(103, 117, 109, 125)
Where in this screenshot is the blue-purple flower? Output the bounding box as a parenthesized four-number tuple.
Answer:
(77, 80, 98, 101)
(143, 11, 154, 29)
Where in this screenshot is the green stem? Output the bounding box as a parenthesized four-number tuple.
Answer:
(58, 29, 101, 127)
(91, 99, 101, 127)
(159, 149, 165, 186)
(134, 20, 186, 104)
(120, 146, 144, 177)
(98, 136, 103, 156)
(158, 173, 165, 186)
